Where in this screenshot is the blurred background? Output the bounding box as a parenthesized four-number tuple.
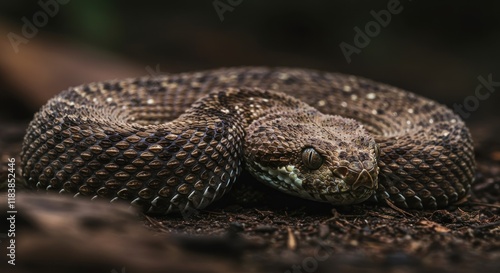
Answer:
(1, 2, 499, 271)
(0, 0, 499, 122)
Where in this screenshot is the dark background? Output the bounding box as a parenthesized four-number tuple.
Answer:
(0, 0, 499, 123)
(0, 2, 499, 272)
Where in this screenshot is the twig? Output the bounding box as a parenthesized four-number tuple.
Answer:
(287, 227, 297, 250)
(384, 199, 415, 217)
(468, 202, 500, 209)
(474, 220, 500, 230)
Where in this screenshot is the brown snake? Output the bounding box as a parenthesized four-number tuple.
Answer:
(20, 67, 476, 213)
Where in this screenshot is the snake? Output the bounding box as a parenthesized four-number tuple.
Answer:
(20, 67, 476, 213)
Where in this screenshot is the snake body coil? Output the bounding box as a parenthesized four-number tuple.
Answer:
(21, 67, 475, 213)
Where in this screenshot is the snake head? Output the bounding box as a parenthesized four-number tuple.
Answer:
(244, 110, 380, 205)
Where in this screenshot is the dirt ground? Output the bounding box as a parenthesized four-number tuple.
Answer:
(0, 116, 499, 273)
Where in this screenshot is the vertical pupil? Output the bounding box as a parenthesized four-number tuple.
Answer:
(303, 148, 322, 170)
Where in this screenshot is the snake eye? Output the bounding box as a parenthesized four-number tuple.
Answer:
(302, 147, 324, 170)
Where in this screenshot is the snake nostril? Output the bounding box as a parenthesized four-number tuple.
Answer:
(333, 167, 349, 179)
(362, 160, 374, 170)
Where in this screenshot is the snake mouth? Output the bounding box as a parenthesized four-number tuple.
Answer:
(297, 163, 379, 204)
(309, 187, 374, 204)
(247, 161, 378, 205)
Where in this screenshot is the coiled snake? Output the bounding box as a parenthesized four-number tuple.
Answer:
(21, 67, 476, 213)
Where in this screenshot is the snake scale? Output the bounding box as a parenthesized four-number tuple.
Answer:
(20, 67, 476, 213)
